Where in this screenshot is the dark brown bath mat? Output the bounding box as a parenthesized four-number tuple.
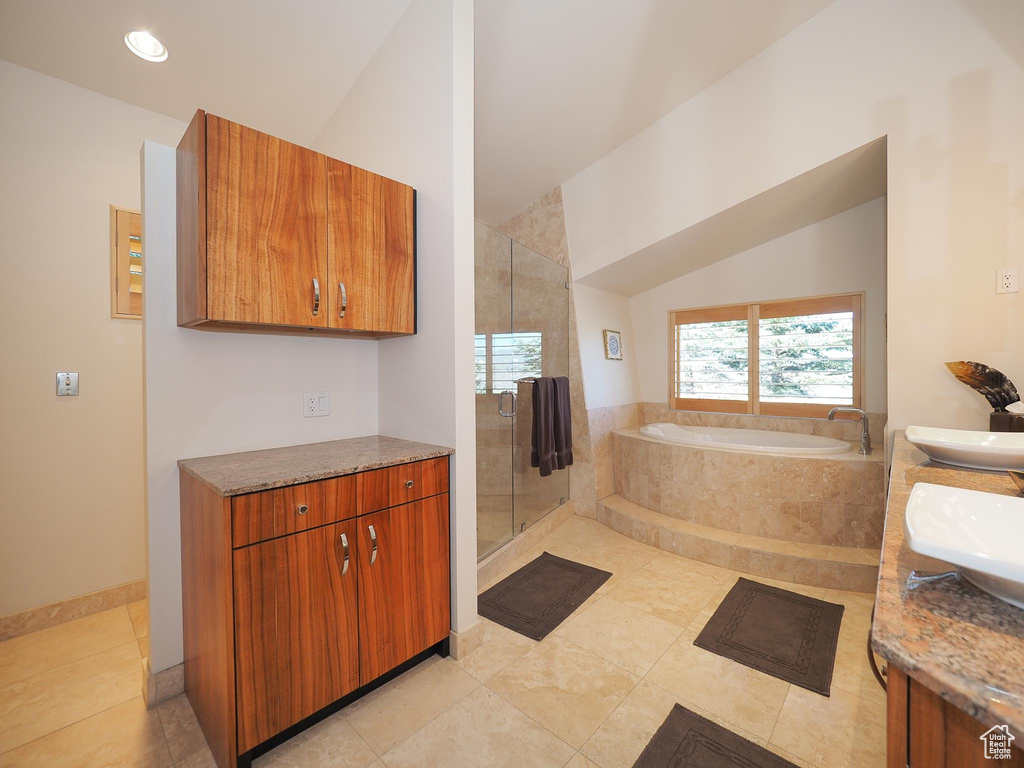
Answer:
(633, 704, 798, 768)
(694, 577, 844, 696)
(478, 552, 611, 640)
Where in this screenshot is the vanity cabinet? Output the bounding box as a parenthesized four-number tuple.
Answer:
(176, 109, 415, 337)
(180, 452, 450, 768)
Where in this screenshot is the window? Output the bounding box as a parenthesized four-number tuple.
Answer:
(110, 205, 142, 318)
(670, 293, 862, 418)
(475, 332, 542, 394)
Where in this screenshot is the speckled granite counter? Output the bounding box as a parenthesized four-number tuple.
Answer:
(178, 435, 454, 496)
(872, 431, 1024, 732)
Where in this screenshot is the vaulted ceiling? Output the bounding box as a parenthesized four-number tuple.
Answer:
(474, 0, 839, 224)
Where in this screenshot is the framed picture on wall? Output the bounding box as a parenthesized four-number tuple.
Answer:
(603, 329, 623, 360)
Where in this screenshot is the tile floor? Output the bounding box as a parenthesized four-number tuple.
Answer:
(0, 514, 886, 767)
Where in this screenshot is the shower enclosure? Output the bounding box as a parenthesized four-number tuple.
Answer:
(475, 221, 570, 559)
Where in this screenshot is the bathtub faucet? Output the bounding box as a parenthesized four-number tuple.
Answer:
(827, 407, 872, 455)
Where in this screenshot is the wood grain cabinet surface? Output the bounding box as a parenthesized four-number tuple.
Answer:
(177, 109, 416, 338)
(180, 455, 449, 768)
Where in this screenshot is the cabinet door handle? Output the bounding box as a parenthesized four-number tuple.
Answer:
(339, 282, 347, 318)
(312, 278, 320, 316)
(368, 524, 378, 565)
(405, 480, 414, 489)
(340, 533, 350, 575)
(297, 504, 308, 515)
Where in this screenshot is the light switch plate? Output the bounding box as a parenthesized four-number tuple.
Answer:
(303, 391, 329, 418)
(56, 372, 79, 396)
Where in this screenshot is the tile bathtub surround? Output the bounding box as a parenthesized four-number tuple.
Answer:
(872, 433, 1024, 736)
(613, 428, 886, 548)
(178, 435, 454, 497)
(0, 512, 885, 768)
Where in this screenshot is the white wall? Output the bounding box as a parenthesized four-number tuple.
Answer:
(630, 198, 887, 410)
(561, 0, 1024, 430)
(573, 284, 642, 409)
(142, 145, 380, 673)
(0, 61, 185, 617)
(314, 0, 478, 632)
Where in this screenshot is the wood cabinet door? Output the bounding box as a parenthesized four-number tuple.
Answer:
(356, 495, 450, 683)
(234, 520, 359, 752)
(206, 114, 328, 327)
(327, 159, 415, 334)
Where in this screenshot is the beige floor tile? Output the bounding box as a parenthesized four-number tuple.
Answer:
(0, 606, 136, 689)
(582, 680, 765, 768)
(380, 686, 575, 768)
(541, 516, 614, 550)
(343, 655, 478, 755)
(127, 601, 148, 639)
(553, 597, 681, 676)
(454, 619, 537, 683)
(487, 635, 639, 749)
(255, 709, 376, 768)
(177, 747, 218, 768)
(645, 637, 789, 740)
(154, 694, 208, 764)
(562, 754, 601, 768)
(0, 696, 172, 768)
(643, 551, 733, 585)
(138, 635, 150, 660)
(606, 567, 721, 627)
(0, 640, 141, 753)
(829, 611, 887, 706)
(569, 532, 661, 593)
(769, 685, 886, 768)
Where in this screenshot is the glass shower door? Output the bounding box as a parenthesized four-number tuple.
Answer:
(511, 241, 570, 534)
(474, 222, 514, 558)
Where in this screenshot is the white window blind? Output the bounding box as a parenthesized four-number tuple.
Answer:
(475, 332, 542, 394)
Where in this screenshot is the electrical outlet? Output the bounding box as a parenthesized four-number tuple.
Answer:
(303, 391, 329, 418)
(996, 267, 1019, 294)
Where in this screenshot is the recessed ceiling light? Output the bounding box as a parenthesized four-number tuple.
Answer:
(124, 30, 168, 62)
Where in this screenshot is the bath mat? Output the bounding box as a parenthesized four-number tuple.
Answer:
(477, 552, 611, 640)
(633, 704, 798, 768)
(694, 577, 844, 696)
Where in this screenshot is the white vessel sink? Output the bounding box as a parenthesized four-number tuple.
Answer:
(905, 482, 1024, 609)
(905, 425, 1024, 471)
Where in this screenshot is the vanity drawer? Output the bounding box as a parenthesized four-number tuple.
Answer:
(389, 457, 448, 507)
(232, 475, 357, 547)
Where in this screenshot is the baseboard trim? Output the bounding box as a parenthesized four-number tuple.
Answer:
(449, 621, 486, 660)
(0, 578, 147, 642)
(142, 657, 185, 708)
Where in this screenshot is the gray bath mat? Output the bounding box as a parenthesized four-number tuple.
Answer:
(694, 577, 844, 696)
(633, 704, 798, 768)
(478, 552, 611, 640)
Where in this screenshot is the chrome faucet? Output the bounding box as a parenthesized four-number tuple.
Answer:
(828, 407, 871, 455)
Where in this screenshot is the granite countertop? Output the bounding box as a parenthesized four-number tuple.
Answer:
(871, 431, 1024, 732)
(178, 435, 454, 496)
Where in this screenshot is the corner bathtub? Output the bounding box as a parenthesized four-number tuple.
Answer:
(639, 422, 851, 455)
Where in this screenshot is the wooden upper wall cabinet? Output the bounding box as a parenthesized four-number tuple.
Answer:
(177, 109, 416, 337)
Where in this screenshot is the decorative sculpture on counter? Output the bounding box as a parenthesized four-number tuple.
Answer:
(945, 361, 1021, 411)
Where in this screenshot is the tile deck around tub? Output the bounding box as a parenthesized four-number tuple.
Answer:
(0, 514, 885, 768)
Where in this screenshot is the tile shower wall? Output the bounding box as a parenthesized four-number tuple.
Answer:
(496, 187, 598, 518)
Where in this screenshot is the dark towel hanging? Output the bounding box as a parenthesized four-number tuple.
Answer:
(531, 376, 573, 477)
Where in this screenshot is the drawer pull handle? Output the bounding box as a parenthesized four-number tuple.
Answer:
(405, 480, 414, 489)
(297, 504, 308, 515)
(339, 282, 347, 318)
(312, 278, 320, 316)
(368, 524, 378, 565)
(340, 533, 350, 575)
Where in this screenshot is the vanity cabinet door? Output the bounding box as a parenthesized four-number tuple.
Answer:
(206, 114, 329, 328)
(356, 494, 450, 683)
(327, 159, 415, 334)
(234, 520, 359, 752)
